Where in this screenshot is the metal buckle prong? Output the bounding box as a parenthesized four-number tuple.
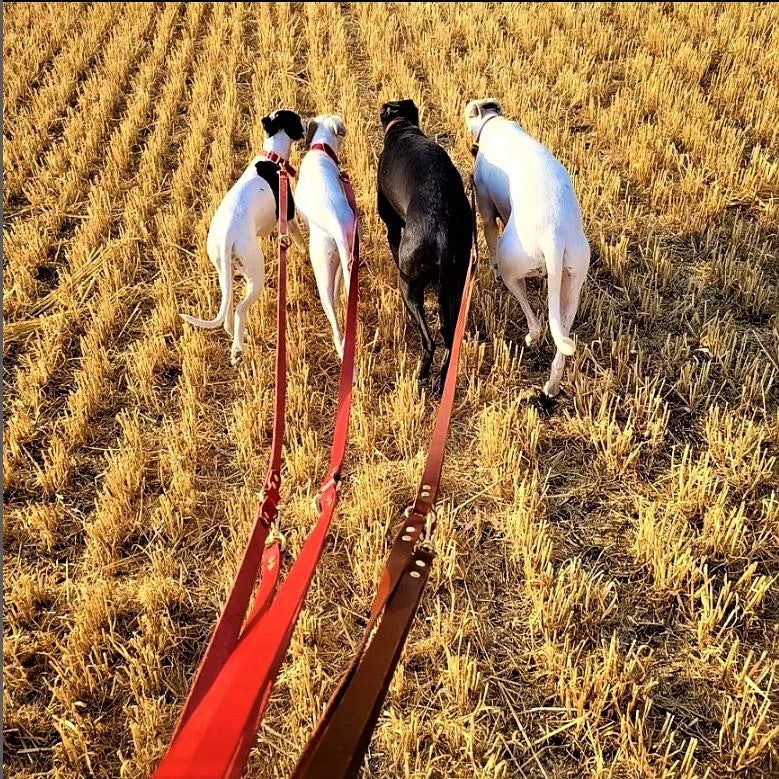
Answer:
(401, 505, 436, 553)
(313, 473, 341, 513)
(419, 506, 437, 553)
(265, 520, 286, 551)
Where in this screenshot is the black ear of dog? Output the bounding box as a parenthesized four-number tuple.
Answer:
(379, 103, 394, 126)
(303, 119, 318, 149)
(379, 99, 420, 128)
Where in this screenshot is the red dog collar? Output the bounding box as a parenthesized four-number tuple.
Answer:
(262, 150, 296, 177)
(310, 142, 339, 166)
(383, 117, 405, 136)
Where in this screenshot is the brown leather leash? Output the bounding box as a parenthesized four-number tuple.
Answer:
(155, 158, 362, 779)
(292, 185, 479, 779)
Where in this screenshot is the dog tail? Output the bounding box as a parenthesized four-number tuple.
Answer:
(545, 239, 575, 356)
(180, 235, 232, 329)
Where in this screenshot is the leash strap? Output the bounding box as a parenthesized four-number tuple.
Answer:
(159, 170, 290, 754)
(155, 168, 361, 779)
(469, 112, 499, 157)
(292, 186, 479, 779)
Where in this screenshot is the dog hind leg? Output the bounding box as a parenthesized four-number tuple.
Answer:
(399, 242, 436, 382)
(497, 225, 542, 347)
(476, 190, 501, 277)
(330, 262, 343, 310)
(310, 227, 344, 359)
(503, 277, 541, 347)
(231, 238, 265, 365)
(333, 223, 354, 299)
(435, 264, 467, 392)
(399, 273, 435, 382)
(205, 229, 233, 337)
(378, 191, 404, 267)
(207, 237, 233, 337)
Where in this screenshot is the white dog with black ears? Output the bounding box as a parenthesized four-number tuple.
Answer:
(294, 114, 356, 360)
(180, 109, 307, 365)
(465, 98, 591, 398)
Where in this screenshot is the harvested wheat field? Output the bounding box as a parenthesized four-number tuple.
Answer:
(3, 2, 779, 777)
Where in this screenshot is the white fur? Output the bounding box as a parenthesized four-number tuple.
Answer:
(465, 98, 591, 397)
(294, 114, 356, 360)
(180, 125, 305, 365)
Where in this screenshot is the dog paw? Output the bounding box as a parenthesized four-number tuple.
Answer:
(525, 330, 541, 348)
(542, 379, 559, 398)
(532, 389, 558, 416)
(230, 349, 243, 366)
(431, 369, 448, 396)
(417, 367, 432, 386)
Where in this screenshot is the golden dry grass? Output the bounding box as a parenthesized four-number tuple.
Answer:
(3, 3, 779, 777)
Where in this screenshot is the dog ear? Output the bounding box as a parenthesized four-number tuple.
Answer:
(483, 99, 503, 115)
(379, 102, 395, 125)
(304, 119, 318, 149)
(290, 112, 306, 141)
(402, 99, 420, 126)
(466, 101, 480, 119)
(333, 116, 346, 137)
(261, 114, 275, 136)
(277, 109, 305, 140)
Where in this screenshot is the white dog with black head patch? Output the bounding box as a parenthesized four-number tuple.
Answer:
(180, 108, 306, 365)
(465, 99, 590, 397)
(294, 114, 357, 360)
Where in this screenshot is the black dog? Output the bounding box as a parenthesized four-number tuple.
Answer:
(377, 99, 472, 390)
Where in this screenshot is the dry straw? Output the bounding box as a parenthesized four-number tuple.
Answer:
(3, 3, 778, 778)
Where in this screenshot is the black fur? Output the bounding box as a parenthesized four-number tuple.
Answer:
(260, 108, 306, 141)
(377, 99, 472, 389)
(254, 159, 296, 221)
(479, 100, 502, 114)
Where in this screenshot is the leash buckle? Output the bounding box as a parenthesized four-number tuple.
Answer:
(279, 233, 291, 250)
(402, 505, 437, 553)
(419, 506, 437, 553)
(313, 473, 341, 513)
(265, 520, 286, 551)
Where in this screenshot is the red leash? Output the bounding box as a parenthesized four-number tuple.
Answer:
(291, 187, 479, 778)
(155, 165, 361, 778)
